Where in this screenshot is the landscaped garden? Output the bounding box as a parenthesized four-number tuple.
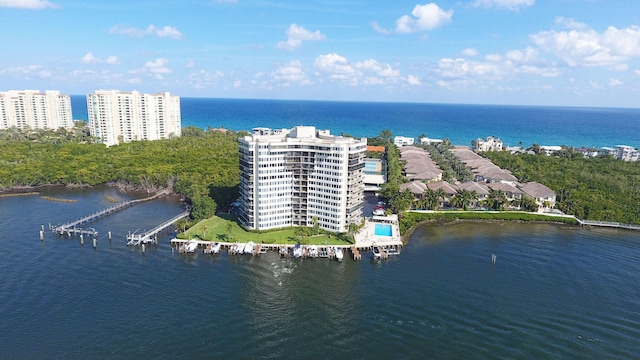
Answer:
(177, 214, 354, 246)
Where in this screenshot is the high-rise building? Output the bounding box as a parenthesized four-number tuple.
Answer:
(86, 90, 181, 146)
(0, 90, 73, 130)
(238, 126, 366, 233)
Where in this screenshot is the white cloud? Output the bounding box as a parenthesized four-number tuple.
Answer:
(635, 70, 640, 77)
(531, 25, 640, 67)
(435, 46, 560, 81)
(0, 0, 58, 9)
(461, 48, 479, 57)
(554, 17, 588, 30)
(609, 78, 623, 87)
(271, 60, 312, 85)
(407, 75, 421, 85)
(145, 58, 171, 74)
(471, 0, 534, 11)
(188, 70, 224, 89)
(81, 52, 119, 65)
(109, 24, 182, 40)
(314, 53, 358, 84)
(395, 3, 453, 34)
(81, 53, 98, 64)
(436, 58, 503, 79)
(277, 24, 326, 51)
(314, 53, 406, 86)
(371, 21, 390, 35)
(130, 58, 172, 80)
(185, 59, 196, 68)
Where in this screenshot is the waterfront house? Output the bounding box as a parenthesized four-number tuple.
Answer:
(518, 182, 557, 212)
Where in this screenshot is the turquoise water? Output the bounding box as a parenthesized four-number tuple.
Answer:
(70, 96, 640, 149)
(1, 190, 640, 358)
(374, 224, 392, 236)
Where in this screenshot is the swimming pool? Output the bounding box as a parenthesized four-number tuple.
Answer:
(374, 224, 392, 237)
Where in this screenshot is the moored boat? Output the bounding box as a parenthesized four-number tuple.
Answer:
(308, 245, 318, 258)
(293, 243, 303, 258)
(334, 247, 344, 261)
(244, 241, 255, 255)
(371, 245, 381, 259)
(184, 240, 198, 253)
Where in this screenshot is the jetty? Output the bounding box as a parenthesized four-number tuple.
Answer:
(51, 190, 170, 236)
(578, 219, 640, 231)
(126, 210, 190, 246)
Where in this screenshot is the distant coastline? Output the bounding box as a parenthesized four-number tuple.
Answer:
(69, 96, 640, 149)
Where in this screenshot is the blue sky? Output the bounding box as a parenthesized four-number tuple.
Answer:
(1, 0, 640, 107)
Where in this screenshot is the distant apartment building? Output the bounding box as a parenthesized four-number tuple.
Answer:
(393, 136, 414, 147)
(87, 90, 181, 146)
(238, 126, 367, 233)
(0, 90, 73, 130)
(616, 145, 640, 161)
(472, 136, 503, 152)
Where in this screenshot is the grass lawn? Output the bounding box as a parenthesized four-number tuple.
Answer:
(179, 214, 353, 246)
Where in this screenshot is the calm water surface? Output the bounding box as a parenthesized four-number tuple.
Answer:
(1, 188, 639, 359)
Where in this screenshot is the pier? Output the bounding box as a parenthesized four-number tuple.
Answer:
(51, 190, 169, 236)
(126, 210, 190, 246)
(578, 219, 640, 231)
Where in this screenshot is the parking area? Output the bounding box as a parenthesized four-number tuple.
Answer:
(363, 192, 384, 217)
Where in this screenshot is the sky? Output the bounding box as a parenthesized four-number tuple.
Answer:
(1, 0, 640, 108)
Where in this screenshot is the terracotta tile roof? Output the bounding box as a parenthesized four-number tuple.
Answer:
(367, 145, 385, 152)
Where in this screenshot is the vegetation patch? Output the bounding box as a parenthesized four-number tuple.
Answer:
(399, 211, 579, 237)
(177, 215, 353, 245)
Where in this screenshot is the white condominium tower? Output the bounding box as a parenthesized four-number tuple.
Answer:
(0, 90, 73, 130)
(87, 90, 181, 146)
(238, 126, 367, 233)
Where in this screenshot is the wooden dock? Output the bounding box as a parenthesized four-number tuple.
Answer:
(351, 245, 361, 260)
(126, 211, 190, 246)
(52, 190, 170, 236)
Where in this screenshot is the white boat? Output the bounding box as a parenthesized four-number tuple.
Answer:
(244, 241, 255, 255)
(385, 246, 400, 256)
(293, 244, 303, 258)
(334, 247, 344, 261)
(371, 245, 382, 259)
(210, 242, 221, 254)
(279, 246, 289, 257)
(308, 245, 318, 258)
(184, 240, 198, 253)
(236, 243, 245, 255)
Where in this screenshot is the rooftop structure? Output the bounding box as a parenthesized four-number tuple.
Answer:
(393, 136, 414, 147)
(472, 136, 503, 152)
(0, 90, 73, 130)
(400, 146, 442, 183)
(450, 148, 518, 184)
(238, 126, 367, 233)
(87, 90, 181, 146)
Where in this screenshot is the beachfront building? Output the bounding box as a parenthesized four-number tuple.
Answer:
(238, 126, 367, 233)
(0, 90, 73, 130)
(393, 136, 414, 147)
(472, 136, 503, 152)
(616, 145, 640, 162)
(86, 90, 181, 147)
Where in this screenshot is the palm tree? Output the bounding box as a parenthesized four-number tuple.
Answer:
(487, 188, 507, 211)
(452, 189, 477, 210)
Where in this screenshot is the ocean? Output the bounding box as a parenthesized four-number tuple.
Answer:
(71, 96, 640, 149)
(4, 98, 639, 358)
(1, 189, 640, 359)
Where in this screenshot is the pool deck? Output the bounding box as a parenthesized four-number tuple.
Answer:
(354, 215, 403, 248)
